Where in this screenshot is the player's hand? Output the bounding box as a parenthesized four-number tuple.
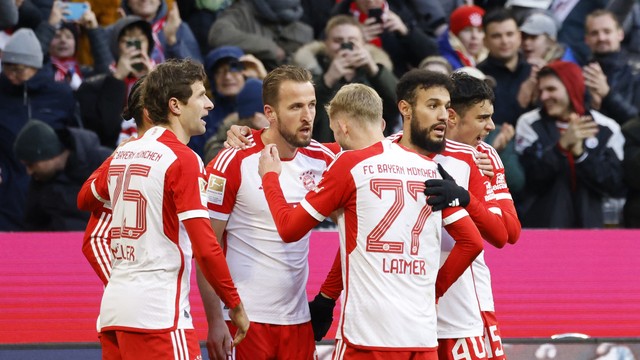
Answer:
(228, 302, 250, 348)
(205, 317, 233, 360)
(308, 293, 336, 341)
(475, 152, 494, 178)
(424, 164, 470, 211)
(224, 125, 252, 150)
(259, 144, 281, 178)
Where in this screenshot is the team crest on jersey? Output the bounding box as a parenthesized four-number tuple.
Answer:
(299, 170, 317, 191)
(207, 175, 226, 205)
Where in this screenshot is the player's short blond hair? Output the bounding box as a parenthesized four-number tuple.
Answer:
(325, 83, 382, 126)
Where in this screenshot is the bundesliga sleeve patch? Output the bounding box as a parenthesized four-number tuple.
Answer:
(199, 177, 208, 207)
(207, 174, 226, 206)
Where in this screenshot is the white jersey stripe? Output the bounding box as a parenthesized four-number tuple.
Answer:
(213, 147, 237, 173)
(176, 330, 186, 360)
(179, 329, 189, 360)
(442, 208, 469, 225)
(307, 141, 337, 158)
(177, 209, 209, 221)
(333, 339, 347, 360)
(90, 212, 112, 280)
(478, 142, 504, 169)
(494, 193, 513, 201)
(91, 180, 108, 204)
(170, 331, 180, 360)
(300, 200, 326, 222)
(208, 209, 230, 221)
(489, 207, 502, 216)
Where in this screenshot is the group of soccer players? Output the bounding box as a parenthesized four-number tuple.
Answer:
(78, 58, 520, 360)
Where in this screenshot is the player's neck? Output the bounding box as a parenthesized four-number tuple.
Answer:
(351, 131, 385, 150)
(261, 128, 298, 159)
(160, 122, 190, 145)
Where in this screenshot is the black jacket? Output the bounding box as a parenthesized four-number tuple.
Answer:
(594, 51, 640, 124)
(515, 109, 625, 228)
(24, 127, 112, 231)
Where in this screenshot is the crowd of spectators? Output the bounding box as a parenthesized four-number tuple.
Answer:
(1, 0, 640, 230)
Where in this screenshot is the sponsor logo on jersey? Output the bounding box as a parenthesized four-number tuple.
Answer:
(199, 178, 208, 206)
(207, 175, 226, 206)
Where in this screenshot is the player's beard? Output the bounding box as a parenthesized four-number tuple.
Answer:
(277, 117, 312, 148)
(410, 112, 446, 154)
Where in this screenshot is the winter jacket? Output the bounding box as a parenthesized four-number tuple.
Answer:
(593, 51, 640, 124)
(515, 109, 625, 228)
(0, 68, 76, 230)
(23, 127, 112, 230)
(622, 118, 640, 228)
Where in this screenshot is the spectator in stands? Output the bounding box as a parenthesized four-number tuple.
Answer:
(177, 0, 233, 55)
(419, 55, 453, 75)
(188, 46, 267, 157)
(0, 0, 18, 30)
(0, 28, 76, 231)
(478, 9, 532, 126)
(548, 0, 608, 65)
(13, 119, 111, 230)
(45, 5, 111, 90)
(76, 16, 155, 149)
(120, 0, 202, 63)
(583, 9, 640, 125)
(503, 0, 551, 24)
(203, 78, 268, 163)
(517, 12, 578, 110)
(293, 15, 398, 142)
(607, 0, 640, 67)
(622, 118, 640, 228)
(208, 0, 313, 70)
(514, 61, 625, 228)
(438, 5, 488, 70)
(331, 0, 441, 77)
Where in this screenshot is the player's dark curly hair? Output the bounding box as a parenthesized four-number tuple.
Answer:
(450, 72, 495, 118)
(143, 59, 206, 125)
(396, 69, 454, 107)
(121, 75, 146, 128)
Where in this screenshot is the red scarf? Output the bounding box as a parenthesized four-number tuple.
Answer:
(51, 56, 82, 83)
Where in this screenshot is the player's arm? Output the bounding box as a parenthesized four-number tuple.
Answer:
(77, 157, 112, 211)
(259, 145, 321, 242)
(436, 207, 484, 298)
(426, 163, 508, 248)
(190, 217, 248, 357)
(81, 209, 112, 286)
(498, 198, 521, 245)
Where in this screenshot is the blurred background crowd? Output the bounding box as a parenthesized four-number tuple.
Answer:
(1, 0, 639, 231)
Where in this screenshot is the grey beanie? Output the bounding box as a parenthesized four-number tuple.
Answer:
(2, 28, 43, 69)
(14, 120, 63, 163)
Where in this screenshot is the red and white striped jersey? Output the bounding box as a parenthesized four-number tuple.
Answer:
(302, 140, 477, 350)
(206, 129, 335, 325)
(93, 127, 216, 332)
(434, 139, 498, 339)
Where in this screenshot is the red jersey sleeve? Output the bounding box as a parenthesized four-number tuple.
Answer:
(205, 148, 243, 217)
(437, 211, 484, 298)
(261, 172, 321, 242)
(478, 143, 522, 245)
(78, 156, 112, 211)
(319, 250, 343, 300)
(81, 208, 113, 286)
(184, 217, 241, 309)
(466, 163, 508, 248)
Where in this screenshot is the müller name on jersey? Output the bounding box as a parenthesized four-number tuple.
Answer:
(362, 164, 438, 178)
(382, 258, 427, 275)
(113, 149, 164, 162)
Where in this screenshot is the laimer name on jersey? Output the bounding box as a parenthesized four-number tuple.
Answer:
(382, 258, 427, 275)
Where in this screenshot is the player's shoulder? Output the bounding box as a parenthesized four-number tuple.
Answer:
(477, 141, 504, 169)
(444, 139, 479, 158)
(206, 138, 261, 174)
(299, 139, 337, 163)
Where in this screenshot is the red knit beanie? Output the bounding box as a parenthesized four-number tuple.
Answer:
(545, 61, 586, 116)
(449, 5, 485, 36)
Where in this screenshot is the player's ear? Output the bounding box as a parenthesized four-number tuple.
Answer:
(398, 100, 411, 118)
(447, 108, 458, 127)
(264, 105, 277, 126)
(168, 97, 181, 116)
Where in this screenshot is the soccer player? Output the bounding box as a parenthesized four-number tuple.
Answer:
(81, 59, 249, 359)
(434, 71, 521, 360)
(79, 76, 149, 286)
(258, 81, 484, 359)
(199, 65, 335, 360)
